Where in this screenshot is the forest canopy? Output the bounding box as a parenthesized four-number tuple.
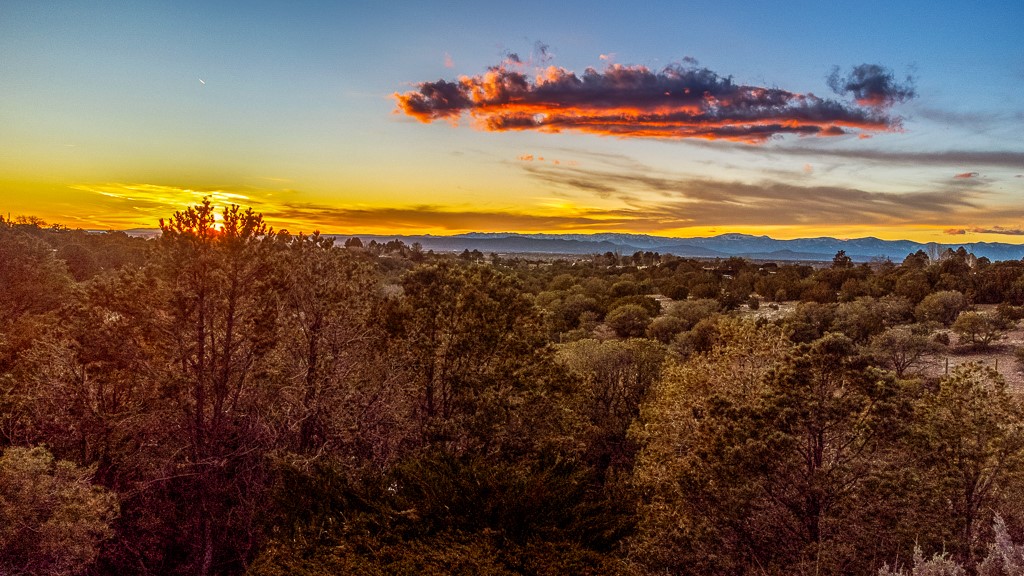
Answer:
(4, 204, 1024, 575)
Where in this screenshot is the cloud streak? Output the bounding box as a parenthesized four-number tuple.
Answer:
(725, 143, 1024, 169)
(70, 181, 643, 233)
(395, 59, 911, 143)
(972, 226, 1024, 236)
(520, 160, 986, 228)
(70, 177, 1024, 239)
(265, 203, 640, 232)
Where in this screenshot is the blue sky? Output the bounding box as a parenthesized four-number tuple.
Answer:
(1, 0, 1022, 240)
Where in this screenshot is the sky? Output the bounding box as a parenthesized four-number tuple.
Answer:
(1, 0, 1022, 242)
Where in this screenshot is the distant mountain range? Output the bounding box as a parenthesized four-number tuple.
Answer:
(336, 232, 1024, 263)
(117, 228, 1024, 263)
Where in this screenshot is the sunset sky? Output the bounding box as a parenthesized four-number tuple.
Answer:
(2, 1, 1022, 242)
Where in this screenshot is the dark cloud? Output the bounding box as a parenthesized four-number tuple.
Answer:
(945, 228, 967, 235)
(395, 59, 907, 143)
(827, 64, 916, 107)
(396, 79, 473, 121)
(535, 41, 552, 63)
(973, 226, 1024, 236)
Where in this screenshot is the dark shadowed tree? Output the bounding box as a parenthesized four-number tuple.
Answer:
(385, 262, 569, 457)
(913, 364, 1024, 566)
(274, 233, 385, 456)
(632, 328, 913, 575)
(557, 338, 665, 475)
(0, 446, 118, 576)
(0, 225, 76, 373)
(154, 200, 283, 575)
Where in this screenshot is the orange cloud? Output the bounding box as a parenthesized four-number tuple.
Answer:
(395, 59, 908, 143)
(954, 171, 979, 179)
(518, 153, 575, 166)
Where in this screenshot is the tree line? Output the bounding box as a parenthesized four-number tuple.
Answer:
(4, 204, 1024, 575)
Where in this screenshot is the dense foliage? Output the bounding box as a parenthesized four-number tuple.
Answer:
(5, 206, 1024, 575)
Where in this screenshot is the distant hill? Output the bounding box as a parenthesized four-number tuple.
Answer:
(115, 229, 1024, 263)
(341, 232, 1024, 263)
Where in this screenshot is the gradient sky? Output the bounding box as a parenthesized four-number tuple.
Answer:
(2, 0, 1022, 241)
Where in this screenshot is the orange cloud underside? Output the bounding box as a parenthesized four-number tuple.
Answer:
(396, 96, 895, 142)
(394, 60, 902, 142)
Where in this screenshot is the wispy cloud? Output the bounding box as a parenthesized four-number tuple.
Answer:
(70, 182, 285, 229)
(913, 106, 1007, 128)
(395, 58, 911, 143)
(738, 144, 1024, 169)
(520, 159, 985, 228)
(72, 182, 251, 204)
(69, 181, 639, 233)
(972, 226, 1024, 236)
(264, 203, 640, 232)
(954, 171, 980, 179)
(517, 153, 572, 166)
(69, 177, 1024, 238)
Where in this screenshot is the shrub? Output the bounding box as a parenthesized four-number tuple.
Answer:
(668, 299, 720, 331)
(670, 316, 720, 357)
(609, 295, 661, 317)
(868, 325, 941, 378)
(647, 315, 684, 344)
(689, 282, 720, 299)
(952, 311, 1006, 348)
(605, 304, 652, 338)
(610, 280, 640, 298)
(996, 302, 1024, 323)
(661, 284, 689, 300)
(915, 291, 967, 326)
(0, 447, 118, 576)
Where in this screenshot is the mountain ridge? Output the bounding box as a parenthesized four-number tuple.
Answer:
(347, 232, 1024, 263)
(113, 229, 1024, 262)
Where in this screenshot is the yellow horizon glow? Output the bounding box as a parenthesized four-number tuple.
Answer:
(5, 181, 1024, 246)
